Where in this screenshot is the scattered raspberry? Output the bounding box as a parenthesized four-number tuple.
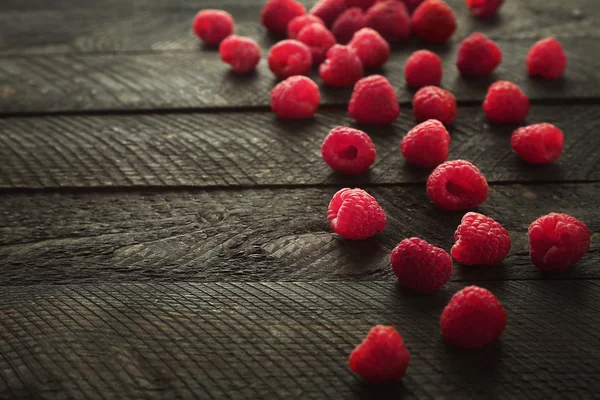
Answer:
(349, 75, 400, 125)
(349, 325, 410, 383)
(348, 28, 390, 69)
(412, 86, 457, 125)
(365, 1, 411, 43)
(528, 213, 591, 271)
(328, 188, 387, 240)
(310, 0, 348, 27)
(270, 76, 320, 119)
(219, 35, 262, 74)
(320, 45, 364, 87)
(510, 123, 564, 165)
(457, 33, 502, 77)
(412, 0, 456, 43)
(287, 15, 325, 40)
(452, 213, 511, 265)
(440, 286, 506, 348)
(321, 127, 376, 174)
(404, 50, 443, 89)
(332, 7, 367, 44)
(526, 38, 567, 80)
(483, 81, 530, 124)
(402, 0, 426, 13)
(426, 160, 489, 211)
(192, 10, 234, 45)
(297, 23, 337, 65)
(260, 0, 306, 34)
(390, 237, 453, 293)
(466, 0, 504, 18)
(268, 40, 313, 79)
(400, 120, 450, 168)
(346, 0, 377, 10)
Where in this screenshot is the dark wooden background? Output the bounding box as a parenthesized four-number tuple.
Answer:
(1, 0, 599, 398)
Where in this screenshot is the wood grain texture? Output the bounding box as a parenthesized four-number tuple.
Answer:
(1, 280, 599, 399)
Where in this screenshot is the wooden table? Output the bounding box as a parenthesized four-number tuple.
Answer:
(1, 0, 599, 398)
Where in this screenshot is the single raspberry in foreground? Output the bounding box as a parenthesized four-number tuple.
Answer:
(310, 0, 348, 27)
(219, 35, 262, 74)
(271, 76, 320, 119)
(332, 7, 367, 44)
(457, 33, 502, 77)
(349, 75, 400, 125)
(526, 38, 567, 80)
(287, 14, 325, 39)
(268, 40, 313, 79)
(427, 160, 489, 210)
(400, 119, 450, 168)
(321, 126, 376, 175)
(483, 81, 530, 124)
(466, 0, 504, 18)
(297, 23, 337, 65)
(365, 1, 411, 43)
(320, 45, 364, 87)
(405, 50, 443, 89)
(511, 123, 564, 165)
(348, 28, 390, 69)
(452, 212, 511, 265)
(412, 86, 457, 125)
(192, 10, 234, 45)
(412, 0, 456, 43)
(328, 188, 387, 240)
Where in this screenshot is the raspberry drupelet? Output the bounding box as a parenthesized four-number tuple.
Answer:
(511, 123, 564, 165)
(192, 10, 234, 45)
(427, 160, 489, 211)
(403, 0, 427, 13)
(321, 126, 376, 174)
(320, 45, 364, 87)
(483, 81, 530, 124)
(348, 28, 390, 69)
(465, 0, 504, 18)
(526, 38, 567, 80)
(287, 15, 325, 40)
(457, 33, 502, 77)
(328, 188, 387, 240)
(261, 0, 306, 34)
(452, 212, 511, 265)
(346, 0, 377, 10)
(297, 23, 337, 65)
(412, 0, 456, 43)
(366, 1, 411, 43)
(310, 0, 348, 27)
(268, 40, 313, 79)
(349, 75, 400, 125)
(270, 76, 320, 119)
(219, 35, 262, 74)
(332, 7, 367, 44)
(400, 120, 450, 168)
(412, 86, 457, 125)
(404, 50, 443, 89)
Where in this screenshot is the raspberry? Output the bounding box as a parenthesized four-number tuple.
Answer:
(402, 0, 426, 13)
(349, 325, 410, 383)
(261, 0, 306, 34)
(440, 286, 506, 348)
(452, 212, 511, 266)
(390, 237, 453, 293)
(192, 10, 234, 45)
(219, 35, 262, 74)
(349, 75, 400, 125)
(483, 81, 530, 124)
(365, 1, 411, 43)
(310, 0, 348, 27)
(332, 7, 367, 44)
(287, 15, 325, 40)
(348, 28, 390, 69)
(528, 213, 591, 271)
(268, 40, 313, 79)
(319, 45, 364, 87)
(526, 38, 567, 80)
(270, 76, 320, 119)
(328, 188, 387, 240)
(297, 23, 337, 65)
(412, 0, 456, 43)
(346, 0, 377, 10)
(426, 160, 489, 211)
(466, 0, 504, 18)
(400, 120, 450, 168)
(510, 123, 564, 165)
(321, 127, 376, 174)
(412, 86, 457, 125)
(404, 50, 443, 89)
(457, 33, 502, 77)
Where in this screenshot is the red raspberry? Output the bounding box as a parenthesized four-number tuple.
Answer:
(287, 15, 325, 40)
(310, 0, 348, 27)
(452, 212, 511, 266)
(483, 81, 530, 124)
(412, 0, 456, 43)
(349, 75, 400, 125)
(526, 38, 567, 80)
(400, 120, 450, 168)
(270, 76, 320, 119)
(192, 10, 234, 45)
(349, 325, 410, 383)
(528, 213, 591, 271)
(321, 126, 376, 174)
(426, 160, 489, 211)
(412, 86, 457, 125)
(466, 0, 504, 18)
(320, 45, 364, 87)
(348, 28, 390, 69)
(402, 0, 426, 13)
(332, 7, 367, 44)
(390, 237, 453, 293)
(366, 1, 411, 43)
(328, 188, 387, 240)
(219, 35, 262, 74)
(261, 0, 306, 34)
(268, 40, 313, 79)
(297, 23, 337, 65)
(457, 33, 502, 77)
(510, 123, 564, 165)
(347, 0, 377, 10)
(404, 50, 443, 89)
(440, 286, 506, 348)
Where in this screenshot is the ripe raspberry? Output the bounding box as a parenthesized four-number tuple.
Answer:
(349, 75, 400, 125)
(261, 0, 306, 34)
(297, 23, 337, 65)
(390, 237, 453, 293)
(346, 0, 377, 10)
(328, 188, 387, 240)
(526, 38, 567, 80)
(466, 0, 504, 18)
(412, 86, 457, 125)
(402, 0, 426, 13)
(440, 286, 506, 348)
(400, 120, 450, 168)
(404, 50, 443, 89)
(528, 213, 591, 271)
(268, 40, 313, 79)
(192, 10, 234, 45)
(321, 126, 376, 174)
(457, 33, 502, 77)
(483, 81, 530, 124)
(510, 123, 564, 165)
(365, 1, 411, 43)
(349, 325, 410, 383)
(270, 76, 320, 119)
(310, 0, 348, 27)
(219, 35, 262, 74)
(452, 212, 511, 266)
(427, 160, 489, 211)
(412, 0, 456, 43)
(320, 45, 364, 87)
(287, 15, 325, 40)
(348, 28, 390, 69)
(332, 7, 367, 44)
